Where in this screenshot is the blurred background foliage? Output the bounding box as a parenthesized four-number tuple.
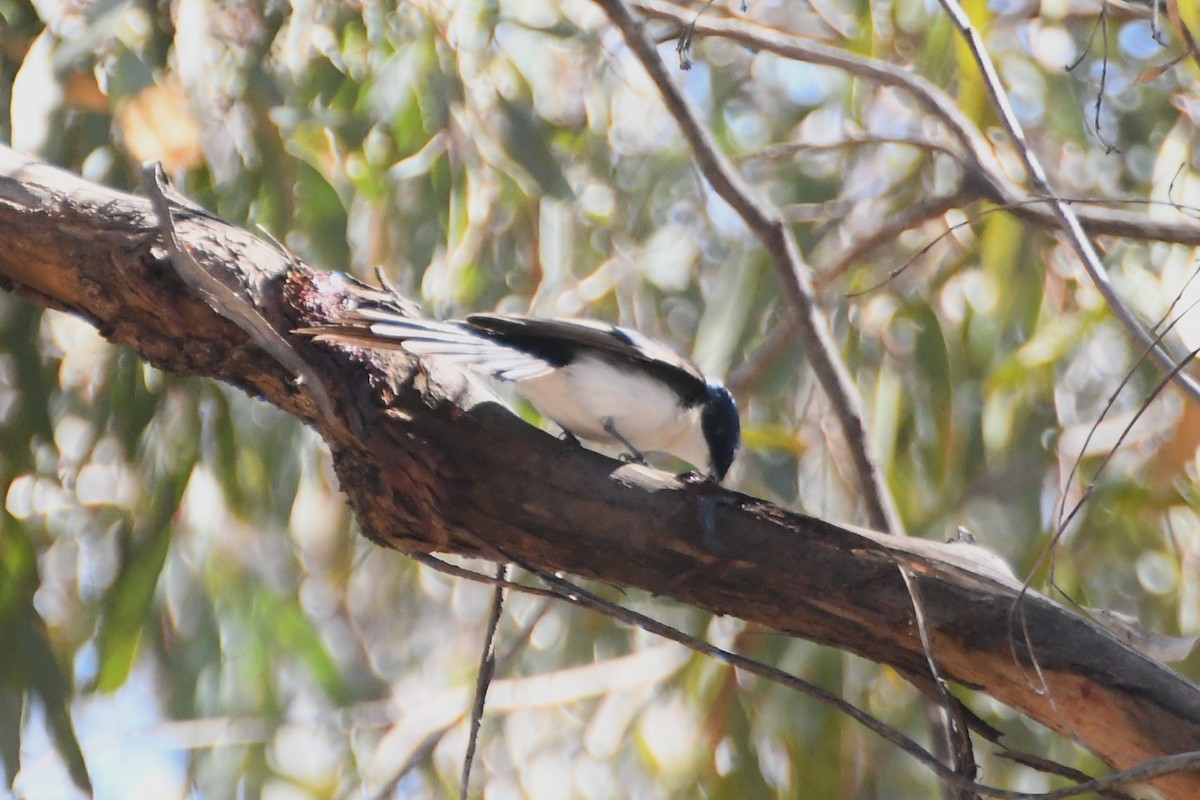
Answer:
(0, 0, 1199, 796)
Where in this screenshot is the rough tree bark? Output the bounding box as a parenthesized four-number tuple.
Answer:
(1, 146, 1199, 797)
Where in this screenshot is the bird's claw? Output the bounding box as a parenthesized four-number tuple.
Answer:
(602, 417, 647, 465)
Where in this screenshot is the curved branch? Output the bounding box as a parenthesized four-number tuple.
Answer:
(3, 147, 1200, 798)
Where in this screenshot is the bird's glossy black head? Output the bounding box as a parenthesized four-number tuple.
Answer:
(701, 384, 740, 482)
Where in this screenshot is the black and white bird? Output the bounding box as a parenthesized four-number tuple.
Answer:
(303, 304, 741, 482)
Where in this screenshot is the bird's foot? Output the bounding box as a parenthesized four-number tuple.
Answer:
(602, 417, 647, 465)
(559, 430, 582, 448)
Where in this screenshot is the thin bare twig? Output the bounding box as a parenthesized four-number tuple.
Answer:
(739, 135, 968, 170)
(1066, 1, 1118, 152)
(593, 0, 903, 535)
(427, 552, 1200, 800)
(460, 563, 508, 800)
(935, 0, 1200, 401)
(1054, 341, 1200, 565)
(930, 0, 1200, 761)
(632, 1, 1200, 246)
(1006, 344, 1200, 756)
(899, 566, 980, 796)
(845, 193, 1200, 297)
(1054, 326, 1198, 540)
(816, 191, 969, 292)
(634, 0, 1200, 402)
(590, 1, 986, 784)
(1154, 254, 1200, 334)
(351, 558, 549, 800)
(996, 749, 1138, 800)
(726, 313, 799, 393)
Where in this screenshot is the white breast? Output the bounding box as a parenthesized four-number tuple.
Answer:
(512, 355, 712, 472)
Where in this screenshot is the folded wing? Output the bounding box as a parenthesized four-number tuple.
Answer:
(299, 306, 557, 382)
(465, 314, 710, 406)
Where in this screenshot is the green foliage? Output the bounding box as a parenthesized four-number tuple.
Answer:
(93, 439, 196, 693)
(1, 0, 1197, 797)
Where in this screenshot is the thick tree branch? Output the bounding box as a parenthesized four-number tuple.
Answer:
(3, 148, 1200, 797)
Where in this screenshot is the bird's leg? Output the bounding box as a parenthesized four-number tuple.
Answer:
(602, 417, 647, 465)
(559, 429, 581, 447)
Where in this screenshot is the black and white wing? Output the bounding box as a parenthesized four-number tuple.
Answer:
(302, 305, 710, 404)
(301, 304, 738, 479)
(299, 306, 557, 382)
(464, 314, 710, 406)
